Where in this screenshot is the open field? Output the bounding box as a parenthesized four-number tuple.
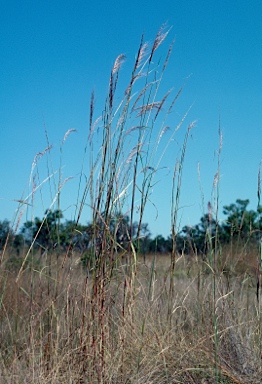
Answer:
(0, 249, 262, 383)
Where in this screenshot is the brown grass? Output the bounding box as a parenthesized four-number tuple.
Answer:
(1, 26, 261, 383)
(0, 249, 261, 383)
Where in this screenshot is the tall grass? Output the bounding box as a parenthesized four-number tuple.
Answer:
(0, 26, 261, 383)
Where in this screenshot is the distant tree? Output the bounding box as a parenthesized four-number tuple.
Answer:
(0, 219, 13, 249)
(89, 212, 153, 254)
(63, 221, 93, 252)
(109, 212, 131, 249)
(133, 222, 152, 255)
(86, 211, 133, 254)
(179, 199, 262, 256)
(180, 212, 225, 256)
(21, 209, 63, 250)
(148, 235, 172, 254)
(0, 220, 24, 256)
(13, 234, 24, 251)
(175, 232, 188, 254)
(181, 216, 208, 255)
(222, 199, 261, 242)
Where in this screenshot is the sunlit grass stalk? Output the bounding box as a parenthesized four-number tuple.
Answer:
(211, 124, 223, 383)
(169, 121, 194, 327)
(257, 160, 262, 358)
(130, 29, 172, 240)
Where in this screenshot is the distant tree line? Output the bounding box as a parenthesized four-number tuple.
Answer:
(1, 199, 262, 257)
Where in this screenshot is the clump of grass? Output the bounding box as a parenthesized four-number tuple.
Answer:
(0, 25, 262, 384)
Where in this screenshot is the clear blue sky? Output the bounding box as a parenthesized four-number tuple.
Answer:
(1, 0, 261, 237)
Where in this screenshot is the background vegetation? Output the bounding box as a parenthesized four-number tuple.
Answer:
(2, 197, 262, 259)
(1, 27, 261, 383)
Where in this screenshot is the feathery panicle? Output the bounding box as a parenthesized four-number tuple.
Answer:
(173, 108, 193, 134)
(63, 128, 77, 144)
(14, 209, 25, 234)
(131, 80, 158, 111)
(149, 23, 170, 63)
(32, 145, 52, 169)
(31, 174, 37, 204)
(137, 42, 149, 66)
(213, 170, 219, 188)
(134, 101, 161, 117)
(30, 145, 52, 184)
(112, 54, 126, 75)
(258, 160, 262, 203)
(126, 143, 142, 164)
(90, 90, 95, 131)
(155, 88, 173, 120)
(125, 36, 149, 96)
(89, 116, 102, 140)
(197, 162, 201, 180)
(219, 125, 223, 153)
(109, 73, 114, 110)
(167, 75, 191, 115)
(167, 87, 183, 114)
(125, 73, 143, 96)
(208, 201, 213, 224)
(188, 119, 196, 132)
(134, 38, 150, 72)
(133, 35, 144, 71)
(125, 125, 145, 136)
(158, 126, 170, 143)
(59, 176, 74, 189)
(162, 39, 175, 72)
(124, 42, 152, 98)
(109, 55, 125, 110)
(109, 55, 124, 110)
(116, 115, 124, 130)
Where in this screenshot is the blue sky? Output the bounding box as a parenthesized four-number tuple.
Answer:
(0, 0, 261, 237)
